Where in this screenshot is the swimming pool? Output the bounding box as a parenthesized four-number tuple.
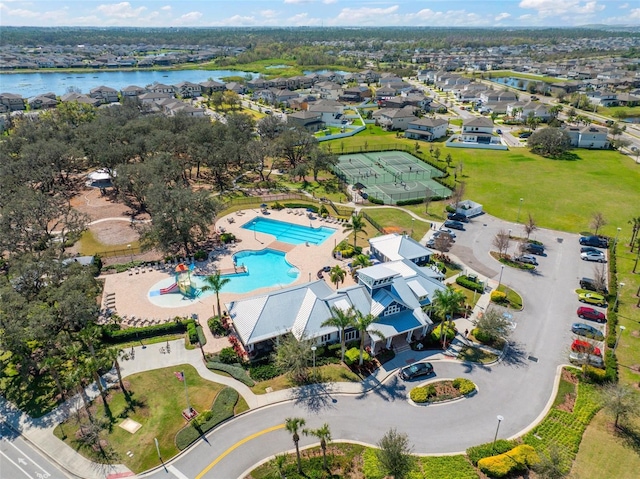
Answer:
(148, 249, 299, 306)
(242, 217, 336, 245)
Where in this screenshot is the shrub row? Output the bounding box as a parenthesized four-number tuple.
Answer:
(206, 361, 255, 387)
(410, 384, 436, 403)
(396, 198, 424, 206)
(368, 196, 384, 205)
(249, 363, 281, 382)
(283, 203, 318, 213)
(452, 378, 476, 395)
(467, 439, 519, 465)
(175, 388, 238, 450)
(101, 319, 194, 343)
(187, 322, 198, 344)
(195, 325, 207, 346)
(456, 275, 484, 293)
(477, 444, 539, 478)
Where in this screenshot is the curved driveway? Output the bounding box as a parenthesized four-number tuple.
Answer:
(141, 213, 598, 479)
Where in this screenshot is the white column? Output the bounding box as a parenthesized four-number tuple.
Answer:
(406, 330, 413, 342)
(386, 337, 393, 349)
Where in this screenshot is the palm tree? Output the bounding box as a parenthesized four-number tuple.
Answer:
(285, 417, 306, 474)
(350, 254, 372, 278)
(432, 287, 466, 347)
(343, 213, 366, 249)
(353, 311, 385, 366)
(201, 271, 230, 318)
(304, 423, 332, 470)
(329, 264, 346, 289)
(43, 354, 66, 401)
(104, 347, 127, 393)
(85, 357, 109, 415)
(322, 305, 356, 362)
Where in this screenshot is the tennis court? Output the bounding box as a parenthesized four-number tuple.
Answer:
(334, 150, 451, 205)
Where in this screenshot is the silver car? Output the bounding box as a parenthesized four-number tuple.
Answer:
(569, 352, 604, 368)
(514, 254, 538, 265)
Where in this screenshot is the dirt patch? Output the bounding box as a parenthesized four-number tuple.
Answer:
(630, 364, 640, 373)
(382, 226, 405, 234)
(71, 188, 137, 222)
(556, 369, 578, 413)
(91, 221, 141, 245)
(631, 330, 640, 338)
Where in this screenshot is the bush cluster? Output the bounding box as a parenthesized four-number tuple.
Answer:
(368, 196, 384, 205)
(283, 202, 318, 212)
(101, 319, 193, 343)
(344, 347, 369, 365)
(334, 240, 362, 259)
(490, 290, 507, 303)
(218, 347, 240, 364)
(456, 275, 484, 293)
(467, 439, 519, 465)
(430, 323, 456, 342)
(187, 322, 198, 344)
(249, 363, 281, 381)
(410, 384, 436, 403)
(604, 350, 618, 382)
(219, 232, 236, 244)
(194, 250, 207, 261)
(452, 378, 476, 395)
(477, 444, 539, 478)
(208, 316, 227, 336)
(206, 361, 255, 386)
(396, 198, 424, 206)
(472, 328, 492, 344)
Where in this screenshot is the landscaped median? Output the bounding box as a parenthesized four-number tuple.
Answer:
(409, 378, 477, 405)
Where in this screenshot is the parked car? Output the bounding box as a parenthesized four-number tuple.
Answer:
(525, 243, 545, 255)
(443, 220, 465, 231)
(579, 277, 608, 295)
(514, 254, 538, 265)
(399, 362, 434, 380)
(571, 322, 605, 341)
(580, 246, 601, 255)
(578, 292, 607, 306)
(569, 352, 604, 368)
(579, 235, 608, 248)
(434, 229, 456, 239)
(577, 306, 606, 323)
(571, 339, 602, 356)
(519, 132, 532, 139)
(447, 212, 469, 223)
(581, 251, 606, 263)
(496, 129, 503, 134)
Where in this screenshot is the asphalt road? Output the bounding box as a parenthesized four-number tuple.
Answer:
(140, 214, 600, 479)
(0, 422, 71, 479)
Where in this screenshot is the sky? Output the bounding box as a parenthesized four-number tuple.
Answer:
(1, 1, 639, 28)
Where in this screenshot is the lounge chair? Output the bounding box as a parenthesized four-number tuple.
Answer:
(287, 209, 293, 214)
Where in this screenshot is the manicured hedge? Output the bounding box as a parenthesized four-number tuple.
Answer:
(249, 363, 281, 381)
(187, 322, 198, 344)
(344, 347, 369, 365)
(490, 290, 507, 303)
(175, 387, 238, 450)
(467, 439, 519, 465)
(283, 203, 318, 213)
(477, 445, 538, 478)
(195, 325, 207, 346)
(430, 323, 456, 342)
(368, 196, 384, 205)
(410, 384, 436, 403)
(206, 361, 255, 387)
(452, 378, 476, 395)
(456, 275, 484, 293)
(396, 198, 424, 206)
(101, 319, 194, 343)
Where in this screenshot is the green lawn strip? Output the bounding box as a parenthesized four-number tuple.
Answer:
(477, 70, 561, 83)
(598, 105, 640, 119)
(175, 387, 238, 450)
(552, 375, 577, 408)
(523, 373, 601, 475)
(249, 363, 360, 394)
(571, 411, 640, 479)
(452, 285, 481, 309)
(496, 284, 523, 310)
(53, 364, 227, 473)
(458, 346, 498, 364)
(206, 361, 255, 386)
(362, 207, 430, 240)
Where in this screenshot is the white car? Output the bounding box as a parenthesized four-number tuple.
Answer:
(434, 229, 456, 239)
(581, 251, 606, 263)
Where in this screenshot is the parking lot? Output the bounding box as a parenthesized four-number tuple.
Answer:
(426, 213, 608, 369)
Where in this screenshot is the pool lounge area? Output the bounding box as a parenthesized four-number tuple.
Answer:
(242, 216, 336, 245)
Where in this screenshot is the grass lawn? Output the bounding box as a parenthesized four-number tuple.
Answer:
(452, 285, 481, 309)
(496, 284, 523, 310)
(362, 207, 431, 242)
(570, 411, 640, 479)
(250, 363, 360, 394)
(598, 105, 640, 119)
(458, 346, 498, 363)
(78, 230, 140, 256)
(53, 365, 232, 473)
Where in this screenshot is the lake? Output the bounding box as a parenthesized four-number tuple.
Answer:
(0, 69, 256, 98)
(488, 77, 531, 91)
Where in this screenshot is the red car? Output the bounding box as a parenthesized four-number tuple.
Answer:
(571, 339, 602, 356)
(577, 306, 606, 323)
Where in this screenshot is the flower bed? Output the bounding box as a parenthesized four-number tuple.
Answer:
(410, 378, 476, 404)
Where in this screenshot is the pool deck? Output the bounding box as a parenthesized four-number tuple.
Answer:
(101, 208, 355, 352)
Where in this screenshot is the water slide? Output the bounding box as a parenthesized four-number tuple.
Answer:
(159, 283, 179, 295)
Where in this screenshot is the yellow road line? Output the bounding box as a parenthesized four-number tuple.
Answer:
(195, 423, 285, 479)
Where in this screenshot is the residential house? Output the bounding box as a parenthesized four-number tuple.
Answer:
(339, 86, 372, 102)
(287, 110, 324, 132)
(506, 101, 551, 122)
(586, 91, 618, 107)
(28, 93, 58, 110)
(60, 92, 101, 107)
(138, 92, 173, 104)
(147, 83, 174, 94)
(247, 77, 271, 90)
(375, 85, 397, 100)
(90, 85, 119, 104)
(0, 93, 26, 111)
(564, 125, 610, 149)
(199, 80, 226, 95)
(225, 82, 247, 94)
(313, 81, 342, 100)
(404, 117, 448, 142)
(460, 117, 495, 144)
(616, 93, 640, 107)
(479, 90, 517, 104)
(377, 106, 417, 131)
(369, 234, 438, 270)
(173, 81, 202, 98)
(120, 85, 146, 97)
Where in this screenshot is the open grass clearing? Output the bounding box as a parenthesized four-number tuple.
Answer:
(53, 365, 234, 473)
(77, 230, 140, 256)
(250, 363, 360, 395)
(362, 207, 430, 242)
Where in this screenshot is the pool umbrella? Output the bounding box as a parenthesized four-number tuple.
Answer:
(260, 203, 267, 208)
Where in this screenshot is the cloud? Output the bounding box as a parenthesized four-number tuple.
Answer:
(495, 12, 511, 21)
(629, 8, 640, 19)
(619, 2, 628, 8)
(260, 9, 278, 18)
(333, 5, 400, 24)
(518, 0, 604, 18)
(176, 11, 203, 23)
(323, 0, 337, 4)
(96, 2, 146, 19)
(284, 0, 314, 4)
(161, 5, 171, 11)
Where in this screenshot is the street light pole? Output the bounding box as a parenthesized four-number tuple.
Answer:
(492, 415, 504, 452)
(498, 265, 505, 288)
(614, 282, 625, 311)
(615, 227, 621, 250)
(311, 346, 317, 378)
(516, 198, 523, 224)
(614, 325, 626, 352)
(127, 244, 133, 263)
